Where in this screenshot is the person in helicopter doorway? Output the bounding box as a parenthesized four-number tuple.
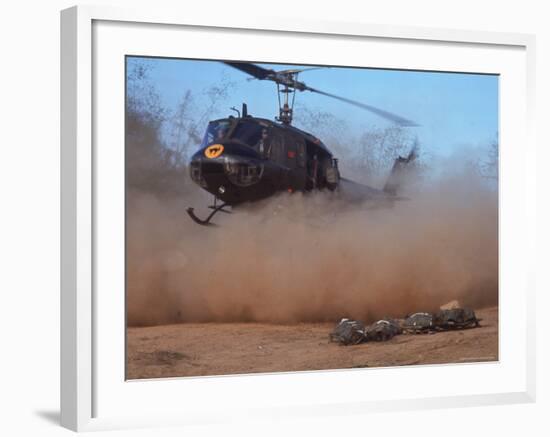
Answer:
(307, 153, 319, 190)
(254, 127, 271, 158)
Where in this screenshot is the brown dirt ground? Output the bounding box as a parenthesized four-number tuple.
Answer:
(126, 306, 498, 380)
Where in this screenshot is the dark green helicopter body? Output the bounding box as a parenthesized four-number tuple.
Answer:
(189, 113, 339, 204)
(186, 62, 418, 225)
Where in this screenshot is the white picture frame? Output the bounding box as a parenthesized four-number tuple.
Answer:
(60, 5, 536, 432)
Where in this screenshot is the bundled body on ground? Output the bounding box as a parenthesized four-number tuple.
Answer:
(330, 306, 481, 345)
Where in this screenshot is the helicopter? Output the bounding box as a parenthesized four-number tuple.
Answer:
(187, 61, 418, 225)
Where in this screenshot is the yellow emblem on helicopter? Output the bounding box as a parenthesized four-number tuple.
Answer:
(204, 144, 224, 159)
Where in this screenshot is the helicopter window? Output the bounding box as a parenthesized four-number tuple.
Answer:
(201, 121, 232, 148)
(267, 137, 284, 164)
(230, 121, 266, 148)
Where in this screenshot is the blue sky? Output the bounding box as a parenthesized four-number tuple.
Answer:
(127, 57, 498, 157)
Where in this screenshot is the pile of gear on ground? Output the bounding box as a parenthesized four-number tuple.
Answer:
(329, 306, 481, 346)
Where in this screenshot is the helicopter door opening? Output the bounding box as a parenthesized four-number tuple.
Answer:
(284, 134, 307, 191)
(266, 132, 284, 165)
(305, 141, 334, 191)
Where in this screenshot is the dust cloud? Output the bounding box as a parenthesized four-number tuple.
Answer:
(126, 158, 498, 326)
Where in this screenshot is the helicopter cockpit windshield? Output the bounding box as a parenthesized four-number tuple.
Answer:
(229, 121, 265, 148)
(201, 120, 232, 148)
(202, 119, 268, 152)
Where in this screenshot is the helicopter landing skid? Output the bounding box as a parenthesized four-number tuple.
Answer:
(186, 203, 231, 226)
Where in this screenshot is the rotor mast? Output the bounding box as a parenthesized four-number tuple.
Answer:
(222, 61, 419, 128)
(276, 80, 297, 125)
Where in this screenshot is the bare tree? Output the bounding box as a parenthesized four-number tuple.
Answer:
(126, 60, 237, 196)
(166, 74, 236, 168)
(478, 136, 498, 182)
(350, 125, 428, 188)
(294, 105, 426, 187)
(293, 105, 351, 158)
(186, 73, 236, 146)
(166, 90, 196, 167)
(126, 60, 175, 194)
(356, 126, 413, 175)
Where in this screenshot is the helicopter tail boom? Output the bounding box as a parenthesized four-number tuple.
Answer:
(383, 143, 419, 196)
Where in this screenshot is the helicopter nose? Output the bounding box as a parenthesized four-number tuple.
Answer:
(189, 146, 225, 188)
(189, 151, 208, 188)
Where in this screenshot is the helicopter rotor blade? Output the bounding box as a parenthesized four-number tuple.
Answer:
(276, 67, 329, 75)
(305, 86, 419, 127)
(222, 61, 418, 127)
(223, 62, 273, 80)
